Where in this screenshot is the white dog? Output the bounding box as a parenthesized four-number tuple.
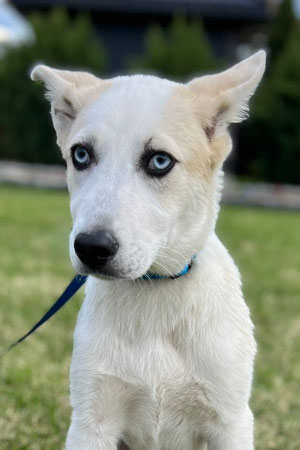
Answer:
(31, 50, 265, 450)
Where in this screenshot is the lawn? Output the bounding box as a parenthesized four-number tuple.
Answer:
(0, 185, 300, 450)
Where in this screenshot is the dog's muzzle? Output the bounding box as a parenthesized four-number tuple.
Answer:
(74, 229, 119, 271)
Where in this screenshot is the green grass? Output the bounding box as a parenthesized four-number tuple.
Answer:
(0, 185, 300, 449)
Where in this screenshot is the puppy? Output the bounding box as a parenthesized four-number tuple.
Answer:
(31, 51, 265, 450)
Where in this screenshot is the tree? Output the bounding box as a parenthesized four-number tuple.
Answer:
(0, 8, 106, 164)
(129, 16, 217, 80)
(268, 0, 296, 65)
(236, 0, 300, 184)
(238, 24, 300, 184)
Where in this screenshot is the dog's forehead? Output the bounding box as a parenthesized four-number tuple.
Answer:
(77, 75, 180, 143)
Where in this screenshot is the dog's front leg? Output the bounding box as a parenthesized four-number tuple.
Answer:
(207, 408, 254, 450)
(65, 374, 129, 450)
(66, 416, 120, 450)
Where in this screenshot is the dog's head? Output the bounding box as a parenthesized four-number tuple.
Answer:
(31, 51, 265, 279)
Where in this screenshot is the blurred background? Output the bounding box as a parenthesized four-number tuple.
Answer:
(0, 1, 300, 449)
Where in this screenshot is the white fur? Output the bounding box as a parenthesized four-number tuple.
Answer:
(31, 51, 266, 449)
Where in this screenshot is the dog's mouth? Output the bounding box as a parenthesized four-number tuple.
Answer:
(77, 265, 120, 279)
(76, 263, 143, 281)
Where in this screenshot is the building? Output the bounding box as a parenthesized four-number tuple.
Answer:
(0, 0, 33, 55)
(11, 0, 269, 71)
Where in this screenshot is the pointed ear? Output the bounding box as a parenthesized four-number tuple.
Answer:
(31, 65, 103, 147)
(187, 51, 266, 139)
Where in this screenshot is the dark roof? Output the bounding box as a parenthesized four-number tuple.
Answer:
(11, 0, 267, 21)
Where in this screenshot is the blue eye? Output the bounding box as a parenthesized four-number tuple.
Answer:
(72, 145, 91, 170)
(146, 152, 176, 177)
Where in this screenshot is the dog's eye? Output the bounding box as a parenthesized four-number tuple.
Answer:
(146, 152, 176, 177)
(71, 145, 91, 170)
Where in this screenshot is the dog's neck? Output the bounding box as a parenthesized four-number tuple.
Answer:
(82, 233, 222, 342)
(141, 256, 195, 281)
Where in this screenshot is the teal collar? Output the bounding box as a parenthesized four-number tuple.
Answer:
(141, 255, 195, 281)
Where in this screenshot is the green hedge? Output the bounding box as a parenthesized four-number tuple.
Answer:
(1, 4, 299, 184)
(0, 8, 106, 164)
(129, 16, 217, 80)
(237, 0, 300, 184)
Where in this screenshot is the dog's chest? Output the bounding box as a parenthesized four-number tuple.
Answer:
(119, 376, 217, 449)
(71, 285, 224, 446)
(116, 344, 217, 449)
(73, 320, 217, 446)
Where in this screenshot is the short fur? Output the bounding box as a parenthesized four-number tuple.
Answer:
(31, 51, 266, 450)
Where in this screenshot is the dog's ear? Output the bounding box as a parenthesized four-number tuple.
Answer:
(31, 65, 103, 147)
(187, 51, 266, 140)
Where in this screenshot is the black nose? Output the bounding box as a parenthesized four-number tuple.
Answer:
(74, 229, 119, 269)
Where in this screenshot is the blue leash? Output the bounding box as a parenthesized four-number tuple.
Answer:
(4, 258, 195, 354)
(4, 274, 87, 353)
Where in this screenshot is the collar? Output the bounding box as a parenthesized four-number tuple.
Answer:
(141, 255, 196, 281)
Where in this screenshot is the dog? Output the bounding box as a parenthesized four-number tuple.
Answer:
(31, 50, 265, 449)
